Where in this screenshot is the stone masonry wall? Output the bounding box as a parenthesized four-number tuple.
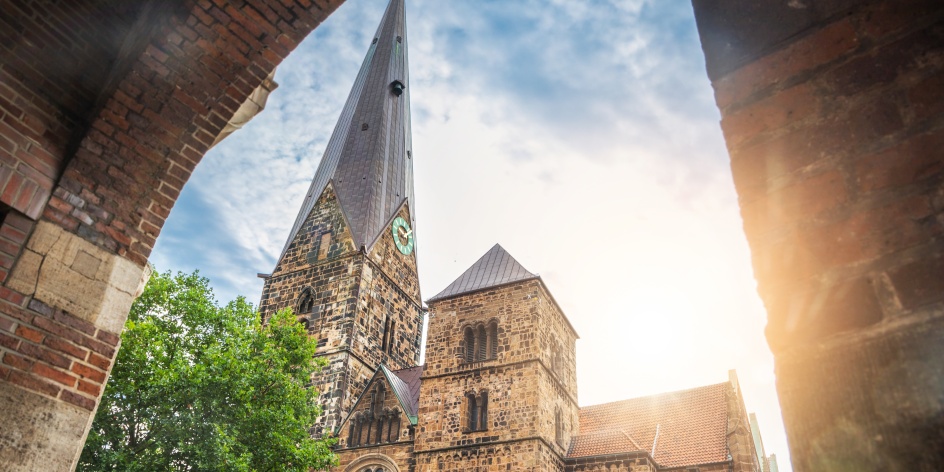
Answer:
(356, 202, 423, 369)
(691, 0, 944, 469)
(417, 361, 543, 450)
(260, 184, 362, 433)
(261, 186, 422, 435)
(333, 374, 415, 472)
(418, 278, 577, 469)
(414, 439, 561, 472)
(537, 363, 578, 458)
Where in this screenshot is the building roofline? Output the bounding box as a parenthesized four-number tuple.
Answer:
(427, 275, 580, 339)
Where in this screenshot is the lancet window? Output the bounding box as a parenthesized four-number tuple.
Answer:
(463, 390, 488, 432)
(381, 316, 397, 355)
(296, 288, 318, 334)
(462, 321, 499, 362)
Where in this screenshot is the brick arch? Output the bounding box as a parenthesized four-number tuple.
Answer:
(1, 1, 941, 471)
(0, 1, 347, 470)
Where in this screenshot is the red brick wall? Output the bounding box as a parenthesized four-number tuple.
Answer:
(0, 1, 152, 285)
(0, 298, 118, 412)
(0, 1, 347, 468)
(693, 0, 944, 469)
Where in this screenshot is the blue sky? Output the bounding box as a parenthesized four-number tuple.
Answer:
(150, 0, 791, 468)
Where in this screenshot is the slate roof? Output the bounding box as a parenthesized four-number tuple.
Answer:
(281, 0, 415, 257)
(428, 244, 538, 302)
(571, 383, 730, 468)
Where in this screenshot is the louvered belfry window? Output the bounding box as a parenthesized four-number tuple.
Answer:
(464, 327, 475, 362)
(487, 322, 498, 359)
(463, 322, 499, 362)
(476, 325, 487, 360)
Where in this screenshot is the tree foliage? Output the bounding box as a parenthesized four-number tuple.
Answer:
(79, 270, 336, 471)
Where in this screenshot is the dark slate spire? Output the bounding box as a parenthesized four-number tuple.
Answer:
(282, 0, 413, 254)
(428, 244, 538, 302)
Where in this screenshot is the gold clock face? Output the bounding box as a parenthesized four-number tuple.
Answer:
(391, 217, 414, 255)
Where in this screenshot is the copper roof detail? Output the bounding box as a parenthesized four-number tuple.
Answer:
(389, 364, 423, 419)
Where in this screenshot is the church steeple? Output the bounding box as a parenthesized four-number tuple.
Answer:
(259, 0, 422, 437)
(283, 0, 413, 256)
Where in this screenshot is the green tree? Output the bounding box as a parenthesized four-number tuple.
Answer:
(78, 270, 336, 471)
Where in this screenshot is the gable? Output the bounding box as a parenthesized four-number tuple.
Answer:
(272, 182, 356, 276)
(337, 364, 422, 436)
(365, 200, 421, 302)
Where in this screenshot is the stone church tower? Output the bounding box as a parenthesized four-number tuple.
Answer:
(257, 0, 422, 436)
(415, 244, 580, 470)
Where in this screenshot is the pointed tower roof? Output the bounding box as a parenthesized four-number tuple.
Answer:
(428, 244, 539, 302)
(282, 0, 414, 256)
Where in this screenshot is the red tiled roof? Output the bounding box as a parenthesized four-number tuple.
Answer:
(568, 429, 644, 457)
(572, 383, 729, 468)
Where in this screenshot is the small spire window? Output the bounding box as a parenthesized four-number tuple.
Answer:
(390, 80, 405, 96)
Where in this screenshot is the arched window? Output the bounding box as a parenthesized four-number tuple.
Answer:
(374, 413, 384, 445)
(463, 322, 499, 363)
(381, 317, 397, 355)
(381, 316, 390, 352)
(298, 289, 314, 315)
(464, 326, 475, 362)
(468, 393, 478, 431)
(297, 288, 318, 334)
(465, 391, 488, 432)
(349, 416, 358, 447)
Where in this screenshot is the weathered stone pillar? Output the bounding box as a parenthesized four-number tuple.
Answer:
(1, 222, 149, 470)
(691, 0, 944, 470)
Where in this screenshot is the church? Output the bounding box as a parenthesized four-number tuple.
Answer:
(257, 1, 766, 470)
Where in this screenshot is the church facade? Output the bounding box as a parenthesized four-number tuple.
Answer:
(257, 1, 763, 471)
